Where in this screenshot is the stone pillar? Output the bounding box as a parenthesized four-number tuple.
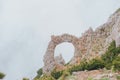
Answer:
(43, 41, 56, 75)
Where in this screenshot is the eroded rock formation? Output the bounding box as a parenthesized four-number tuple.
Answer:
(43, 8, 120, 74)
(43, 34, 81, 74)
(54, 54, 65, 66)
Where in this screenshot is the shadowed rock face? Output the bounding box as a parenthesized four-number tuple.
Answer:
(43, 8, 120, 75)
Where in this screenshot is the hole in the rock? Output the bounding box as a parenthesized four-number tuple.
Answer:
(54, 43, 74, 64)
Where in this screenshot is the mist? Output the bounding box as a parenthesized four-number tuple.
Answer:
(0, 0, 120, 80)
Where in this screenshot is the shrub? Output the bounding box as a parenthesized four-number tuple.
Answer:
(68, 62, 85, 74)
(68, 58, 104, 74)
(37, 75, 55, 80)
(34, 68, 43, 79)
(101, 41, 116, 63)
(0, 72, 5, 79)
(112, 56, 120, 71)
(51, 70, 63, 79)
(116, 75, 120, 80)
(87, 58, 105, 70)
(58, 70, 70, 80)
(100, 78, 109, 80)
(101, 41, 120, 70)
(87, 77, 94, 80)
(37, 68, 43, 77)
(23, 78, 29, 80)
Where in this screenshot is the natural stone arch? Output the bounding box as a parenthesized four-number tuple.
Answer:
(43, 34, 81, 74)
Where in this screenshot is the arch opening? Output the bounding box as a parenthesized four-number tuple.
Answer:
(54, 42, 74, 64)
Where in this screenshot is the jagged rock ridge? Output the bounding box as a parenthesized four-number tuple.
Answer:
(43, 8, 120, 74)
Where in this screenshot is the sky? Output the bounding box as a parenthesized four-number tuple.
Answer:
(0, 0, 120, 80)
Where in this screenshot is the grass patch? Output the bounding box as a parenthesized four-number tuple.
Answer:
(100, 78, 109, 80)
(116, 75, 120, 80)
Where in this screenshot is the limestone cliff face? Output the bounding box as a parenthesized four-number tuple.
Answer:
(79, 8, 120, 60)
(43, 8, 120, 74)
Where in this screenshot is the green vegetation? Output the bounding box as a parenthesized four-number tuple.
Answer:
(68, 58, 104, 74)
(23, 78, 29, 80)
(87, 77, 94, 80)
(37, 68, 43, 76)
(35, 75, 55, 80)
(49, 57, 105, 80)
(100, 78, 109, 80)
(116, 75, 120, 80)
(101, 41, 120, 70)
(34, 68, 43, 79)
(112, 56, 120, 71)
(0, 72, 5, 79)
(58, 70, 70, 80)
(37, 68, 43, 78)
(51, 69, 63, 79)
(58, 75, 76, 80)
(87, 58, 104, 70)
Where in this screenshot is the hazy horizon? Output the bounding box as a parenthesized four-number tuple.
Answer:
(0, 0, 120, 80)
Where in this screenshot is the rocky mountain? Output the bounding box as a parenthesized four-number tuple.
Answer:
(43, 8, 120, 74)
(34, 8, 120, 80)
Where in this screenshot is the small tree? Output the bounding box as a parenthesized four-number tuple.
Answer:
(87, 58, 105, 70)
(0, 72, 5, 79)
(112, 56, 120, 71)
(51, 70, 63, 79)
(101, 41, 120, 69)
(37, 68, 43, 76)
